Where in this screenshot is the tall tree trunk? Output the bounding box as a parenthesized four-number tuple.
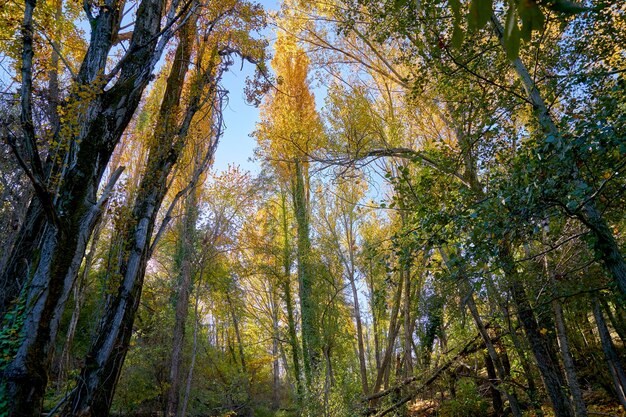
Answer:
(349, 259, 369, 395)
(338, 200, 370, 395)
(440, 242, 522, 414)
(292, 159, 319, 387)
(553, 297, 587, 417)
(165, 191, 198, 417)
(1, 0, 168, 413)
(55, 216, 104, 387)
(592, 297, 626, 410)
(63, 18, 202, 416)
(498, 300, 544, 416)
(371, 271, 404, 397)
(505, 269, 575, 417)
(280, 190, 303, 401)
(465, 292, 523, 417)
(600, 298, 626, 344)
(543, 255, 588, 417)
(402, 260, 413, 380)
(227, 291, 253, 416)
(323, 346, 333, 417)
(271, 284, 281, 410)
(180, 275, 202, 417)
(485, 353, 504, 416)
(366, 257, 382, 377)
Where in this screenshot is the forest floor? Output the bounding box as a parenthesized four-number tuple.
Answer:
(406, 395, 626, 417)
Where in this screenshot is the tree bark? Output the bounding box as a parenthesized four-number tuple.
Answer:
(292, 159, 320, 387)
(485, 353, 504, 416)
(180, 276, 202, 417)
(62, 16, 203, 416)
(592, 297, 626, 410)
(371, 271, 403, 397)
(165, 191, 197, 417)
(465, 291, 523, 417)
(505, 270, 575, 417)
(543, 254, 588, 417)
(1, 0, 168, 413)
(271, 282, 281, 410)
(600, 298, 626, 344)
(280, 190, 303, 401)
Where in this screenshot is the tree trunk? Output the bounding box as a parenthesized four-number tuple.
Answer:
(293, 159, 319, 387)
(165, 191, 197, 417)
(280, 190, 303, 401)
(63, 17, 201, 416)
(553, 296, 587, 417)
(271, 284, 281, 410)
(485, 353, 504, 416)
(371, 272, 403, 397)
(592, 297, 626, 410)
(466, 293, 523, 417)
(180, 277, 202, 417)
(227, 291, 253, 416)
(498, 301, 543, 416)
(349, 261, 369, 395)
(506, 273, 575, 417)
(1, 0, 168, 413)
(55, 216, 104, 387)
(402, 260, 413, 380)
(600, 298, 626, 344)
(542, 254, 588, 417)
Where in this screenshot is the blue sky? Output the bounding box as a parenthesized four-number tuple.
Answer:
(213, 64, 264, 173)
(212, 0, 279, 174)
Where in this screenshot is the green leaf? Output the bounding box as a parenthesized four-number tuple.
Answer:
(469, 0, 493, 30)
(504, 24, 521, 60)
(451, 25, 465, 49)
(449, 0, 461, 17)
(518, 0, 544, 41)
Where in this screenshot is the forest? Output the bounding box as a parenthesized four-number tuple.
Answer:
(0, 0, 625, 416)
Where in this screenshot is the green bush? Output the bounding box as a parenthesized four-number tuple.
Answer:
(439, 379, 489, 417)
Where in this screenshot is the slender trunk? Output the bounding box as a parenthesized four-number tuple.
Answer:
(402, 261, 413, 379)
(553, 297, 587, 417)
(600, 298, 626, 344)
(227, 291, 253, 416)
(485, 353, 504, 416)
(506, 272, 575, 417)
(293, 159, 319, 387)
(592, 297, 626, 409)
(499, 301, 543, 416)
(271, 285, 281, 410)
(366, 257, 382, 376)
(543, 255, 588, 417)
(440, 244, 522, 416)
(371, 272, 403, 396)
(280, 191, 303, 401)
(466, 293, 523, 417)
(180, 274, 202, 417)
(323, 346, 333, 417)
(349, 266, 369, 395)
(56, 216, 104, 386)
(166, 191, 197, 417)
(341, 207, 369, 395)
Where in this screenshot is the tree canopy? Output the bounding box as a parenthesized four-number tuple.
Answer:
(0, 0, 624, 416)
